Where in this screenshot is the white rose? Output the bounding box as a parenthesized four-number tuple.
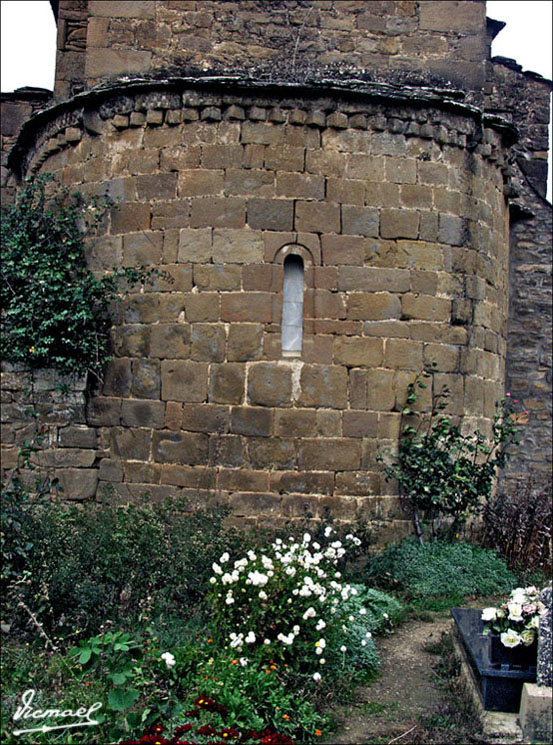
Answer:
(313, 672, 321, 682)
(501, 629, 522, 648)
(481, 608, 497, 622)
(507, 603, 523, 622)
(161, 652, 175, 668)
(229, 633, 244, 649)
(520, 629, 536, 646)
(245, 631, 256, 644)
(248, 570, 268, 587)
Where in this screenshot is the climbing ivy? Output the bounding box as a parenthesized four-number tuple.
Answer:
(1, 175, 148, 378)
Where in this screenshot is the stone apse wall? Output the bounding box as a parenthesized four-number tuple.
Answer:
(1, 1, 551, 531)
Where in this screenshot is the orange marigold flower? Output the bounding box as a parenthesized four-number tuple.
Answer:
(282, 714, 290, 720)
(270, 665, 277, 670)
(265, 669, 271, 674)
(315, 730, 322, 736)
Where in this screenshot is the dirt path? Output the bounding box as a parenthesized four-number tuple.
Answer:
(325, 616, 453, 745)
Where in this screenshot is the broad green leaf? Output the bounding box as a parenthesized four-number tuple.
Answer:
(78, 648, 92, 665)
(107, 687, 139, 711)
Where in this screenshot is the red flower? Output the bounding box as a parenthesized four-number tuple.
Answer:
(219, 727, 239, 739)
(196, 724, 217, 736)
(258, 733, 295, 745)
(174, 724, 193, 735)
(191, 696, 228, 718)
(194, 696, 217, 709)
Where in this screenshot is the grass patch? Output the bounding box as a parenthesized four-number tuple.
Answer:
(364, 538, 517, 611)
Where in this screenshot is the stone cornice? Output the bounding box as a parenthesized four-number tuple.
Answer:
(8, 76, 518, 179)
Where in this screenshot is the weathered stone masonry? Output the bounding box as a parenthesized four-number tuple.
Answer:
(1, 1, 551, 531)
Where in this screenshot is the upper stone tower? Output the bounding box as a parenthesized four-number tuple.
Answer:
(51, 1, 488, 100)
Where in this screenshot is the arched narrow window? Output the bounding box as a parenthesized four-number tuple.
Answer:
(281, 254, 304, 356)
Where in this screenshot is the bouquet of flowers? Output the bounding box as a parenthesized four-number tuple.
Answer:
(481, 586, 546, 648)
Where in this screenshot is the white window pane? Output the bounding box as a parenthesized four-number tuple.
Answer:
(282, 255, 304, 353)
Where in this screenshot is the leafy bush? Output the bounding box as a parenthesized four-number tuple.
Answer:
(344, 585, 403, 636)
(3, 497, 246, 634)
(482, 476, 552, 576)
(380, 369, 521, 541)
(207, 528, 400, 687)
(0, 174, 149, 377)
(365, 538, 517, 606)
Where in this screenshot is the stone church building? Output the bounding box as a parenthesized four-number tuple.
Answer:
(1, 1, 551, 534)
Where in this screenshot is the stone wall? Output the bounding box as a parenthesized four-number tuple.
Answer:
(0, 364, 97, 500)
(485, 59, 553, 485)
(53, 0, 89, 100)
(1, 78, 513, 530)
(54, 1, 488, 103)
(0, 88, 52, 206)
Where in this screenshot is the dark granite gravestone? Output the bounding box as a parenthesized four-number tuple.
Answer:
(451, 608, 536, 712)
(537, 585, 552, 687)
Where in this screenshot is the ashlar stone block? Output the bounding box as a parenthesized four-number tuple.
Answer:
(248, 363, 293, 407)
(298, 365, 348, 409)
(209, 364, 245, 404)
(161, 361, 208, 402)
(212, 229, 264, 263)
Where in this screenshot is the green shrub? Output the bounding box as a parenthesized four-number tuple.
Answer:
(345, 585, 403, 635)
(380, 369, 521, 541)
(3, 497, 246, 634)
(365, 538, 517, 606)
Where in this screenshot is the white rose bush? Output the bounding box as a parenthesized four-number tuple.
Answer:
(481, 586, 546, 649)
(207, 528, 399, 683)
